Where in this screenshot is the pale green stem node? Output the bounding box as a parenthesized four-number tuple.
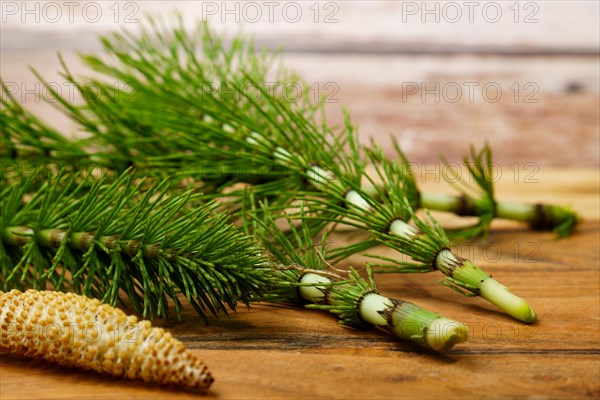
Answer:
(495, 202, 536, 222)
(388, 219, 419, 239)
(420, 192, 465, 213)
(273, 146, 295, 166)
(358, 293, 393, 326)
(298, 273, 331, 304)
(345, 190, 371, 212)
(355, 293, 468, 351)
(306, 165, 333, 188)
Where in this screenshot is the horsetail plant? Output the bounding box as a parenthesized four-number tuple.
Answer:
(0, 168, 272, 321)
(1, 289, 214, 390)
(3, 19, 542, 323)
(361, 141, 581, 239)
(247, 208, 468, 351)
(300, 145, 537, 323)
(1, 18, 580, 238)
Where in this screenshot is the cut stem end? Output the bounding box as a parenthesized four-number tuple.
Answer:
(425, 318, 469, 352)
(480, 278, 537, 324)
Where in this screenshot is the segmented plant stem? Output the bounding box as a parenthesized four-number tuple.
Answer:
(296, 270, 469, 351)
(0, 171, 271, 321)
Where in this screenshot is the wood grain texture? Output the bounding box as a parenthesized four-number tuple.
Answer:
(2, 169, 599, 399)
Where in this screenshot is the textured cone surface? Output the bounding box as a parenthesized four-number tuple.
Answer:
(0, 290, 213, 390)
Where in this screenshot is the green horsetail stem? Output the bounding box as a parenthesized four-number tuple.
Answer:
(0, 171, 271, 321)
(297, 271, 468, 352)
(249, 207, 467, 351)
(387, 219, 537, 324)
(297, 161, 538, 324)
(419, 193, 580, 238)
(436, 250, 537, 323)
(3, 21, 578, 239)
(3, 227, 179, 260)
(372, 142, 579, 239)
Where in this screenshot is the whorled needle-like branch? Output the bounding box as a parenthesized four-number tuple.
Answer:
(303, 267, 468, 352)
(365, 142, 581, 239)
(67, 21, 576, 241)
(1, 19, 540, 324)
(1, 289, 214, 391)
(0, 169, 271, 321)
(373, 204, 537, 324)
(248, 209, 468, 351)
(3, 19, 361, 198)
(300, 150, 537, 324)
(441, 146, 581, 239)
(0, 81, 88, 164)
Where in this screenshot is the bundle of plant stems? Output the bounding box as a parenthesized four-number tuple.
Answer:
(246, 203, 469, 351)
(1, 18, 576, 327)
(0, 22, 579, 238)
(1, 168, 470, 351)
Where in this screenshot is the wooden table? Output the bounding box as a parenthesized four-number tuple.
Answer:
(2, 168, 598, 399)
(1, 3, 598, 396)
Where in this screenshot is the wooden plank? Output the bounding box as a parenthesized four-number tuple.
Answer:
(2, 0, 598, 167)
(278, 54, 599, 167)
(3, 351, 599, 399)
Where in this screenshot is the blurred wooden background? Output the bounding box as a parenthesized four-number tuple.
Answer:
(1, 0, 598, 166)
